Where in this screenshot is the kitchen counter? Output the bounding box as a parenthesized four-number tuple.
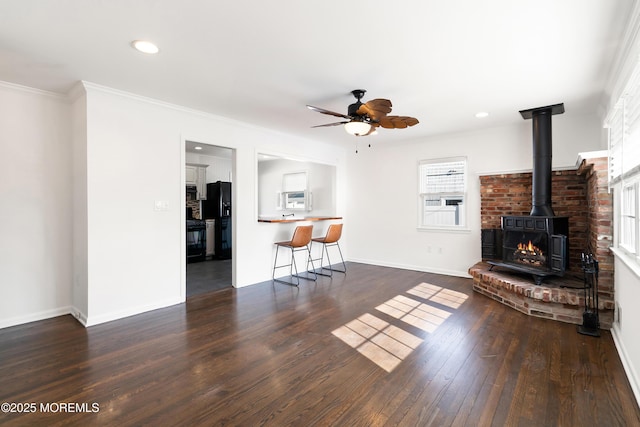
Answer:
(258, 216, 342, 223)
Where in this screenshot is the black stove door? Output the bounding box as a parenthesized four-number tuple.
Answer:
(550, 234, 567, 273)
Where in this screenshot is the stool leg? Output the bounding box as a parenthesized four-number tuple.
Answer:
(309, 242, 334, 277)
(273, 245, 301, 287)
(289, 247, 300, 286)
(290, 246, 317, 283)
(274, 245, 318, 286)
(325, 242, 346, 274)
(272, 245, 280, 281)
(324, 243, 333, 276)
(334, 242, 346, 273)
(318, 243, 332, 277)
(307, 241, 322, 276)
(306, 244, 317, 281)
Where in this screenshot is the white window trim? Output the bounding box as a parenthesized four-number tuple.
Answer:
(616, 177, 640, 262)
(620, 182, 636, 252)
(417, 156, 470, 232)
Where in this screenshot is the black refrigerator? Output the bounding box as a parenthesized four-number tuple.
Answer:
(202, 181, 232, 259)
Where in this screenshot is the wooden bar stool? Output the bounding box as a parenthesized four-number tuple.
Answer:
(272, 225, 317, 286)
(309, 223, 346, 276)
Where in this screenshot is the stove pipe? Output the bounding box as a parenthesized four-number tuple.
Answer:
(519, 103, 564, 217)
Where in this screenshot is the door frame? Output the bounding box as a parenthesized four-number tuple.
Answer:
(180, 138, 236, 301)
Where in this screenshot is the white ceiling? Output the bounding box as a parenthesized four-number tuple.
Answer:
(0, 1, 633, 148)
(185, 140, 232, 158)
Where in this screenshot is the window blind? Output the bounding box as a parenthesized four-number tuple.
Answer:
(608, 60, 640, 183)
(420, 160, 465, 194)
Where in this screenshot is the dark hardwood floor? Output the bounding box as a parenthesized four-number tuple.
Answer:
(1, 262, 639, 426)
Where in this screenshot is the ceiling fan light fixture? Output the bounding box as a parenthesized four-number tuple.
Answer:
(344, 121, 372, 136)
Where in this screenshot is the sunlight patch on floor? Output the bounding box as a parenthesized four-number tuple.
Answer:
(376, 295, 451, 333)
(332, 282, 468, 372)
(407, 282, 469, 309)
(332, 313, 423, 372)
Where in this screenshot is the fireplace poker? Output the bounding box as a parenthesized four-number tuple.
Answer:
(578, 252, 600, 337)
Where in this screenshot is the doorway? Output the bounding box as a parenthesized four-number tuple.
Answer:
(184, 141, 234, 297)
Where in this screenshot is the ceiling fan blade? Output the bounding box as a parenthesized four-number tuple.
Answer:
(403, 117, 419, 127)
(357, 99, 392, 121)
(377, 117, 394, 128)
(311, 121, 349, 128)
(378, 116, 420, 129)
(307, 105, 351, 119)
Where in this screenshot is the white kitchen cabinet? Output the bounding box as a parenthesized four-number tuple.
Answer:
(186, 164, 208, 200)
(185, 165, 198, 185)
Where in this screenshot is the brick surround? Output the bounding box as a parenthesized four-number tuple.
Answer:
(471, 156, 614, 328)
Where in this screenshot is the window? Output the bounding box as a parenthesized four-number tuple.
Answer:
(607, 59, 640, 266)
(620, 181, 638, 256)
(418, 157, 466, 229)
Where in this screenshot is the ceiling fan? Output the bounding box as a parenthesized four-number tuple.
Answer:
(307, 89, 419, 136)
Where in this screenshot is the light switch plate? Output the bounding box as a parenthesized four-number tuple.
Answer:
(154, 200, 169, 211)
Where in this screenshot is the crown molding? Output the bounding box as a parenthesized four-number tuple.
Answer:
(0, 79, 67, 100)
(66, 81, 87, 103)
(80, 81, 225, 120)
(78, 80, 325, 146)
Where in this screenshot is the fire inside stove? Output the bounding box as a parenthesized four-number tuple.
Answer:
(513, 240, 546, 266)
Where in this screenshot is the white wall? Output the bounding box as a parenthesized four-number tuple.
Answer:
(79, 82, 346, 326)
(345, 112, 603, 277)
(0, 82, 73, 328)
(612, 255, 640, 402)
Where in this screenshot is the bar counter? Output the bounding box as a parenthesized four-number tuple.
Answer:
(258, 216, 342, 223)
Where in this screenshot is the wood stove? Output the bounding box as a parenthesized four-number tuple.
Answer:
(485, 103, 570, 284)
(494, 215, 568, 284)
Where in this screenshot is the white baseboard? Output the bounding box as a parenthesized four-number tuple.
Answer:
(0, 296, 186, 330)
(84, 297, 184, 327)
(70, 306, 88, 326)
(611, 324, 640, 408)
(347, 258, 472, 279)
(0, 306, 73, 330)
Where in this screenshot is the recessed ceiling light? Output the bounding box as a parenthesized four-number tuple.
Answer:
(475, 112, 489, 118)
(194, 146, 203, 150)
(131, 40, 159, 54)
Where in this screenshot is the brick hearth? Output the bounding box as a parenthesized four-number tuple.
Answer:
(469, 262, 613, 328)
(473, 154, 614, 329)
